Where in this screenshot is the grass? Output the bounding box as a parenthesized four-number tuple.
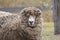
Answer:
(42, 22, 60, 40)
(0, 0, 52, 7)
(42, 22, 54, 40)
(42, 22, 54, 36)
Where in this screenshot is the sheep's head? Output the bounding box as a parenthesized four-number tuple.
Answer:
(20, 7, 42, 28)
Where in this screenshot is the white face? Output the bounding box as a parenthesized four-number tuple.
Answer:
(28, 15, 35, 27)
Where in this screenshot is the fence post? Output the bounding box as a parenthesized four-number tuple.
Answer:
(54, 0, 60, 34)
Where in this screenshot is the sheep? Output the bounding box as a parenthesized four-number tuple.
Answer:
(0, 11, 21, 40)
(0, 7, 43, 40)
(19, 7, 43, 40)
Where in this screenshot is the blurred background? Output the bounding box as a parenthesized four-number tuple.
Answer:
(0, 0, 53, 22)
(0, 0, 55, 40)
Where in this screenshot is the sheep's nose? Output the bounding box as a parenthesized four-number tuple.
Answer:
(30, 21, 33, 24)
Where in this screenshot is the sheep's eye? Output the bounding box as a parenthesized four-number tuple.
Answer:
(35, 13, 41, 17)
(27, 13, 30, 16)
(23, 13, 29, 17)
(38, 13, 41, 16)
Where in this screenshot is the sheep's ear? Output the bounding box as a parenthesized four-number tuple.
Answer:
(38, 10, 42, 15)
(35, 10, 41, 16)
(23, 10, 26, 13)
(21, 10, 26, 16)
(38, 12, 41, 15)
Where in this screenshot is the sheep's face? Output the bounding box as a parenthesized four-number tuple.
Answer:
(21, 7, 41, 28)
(28, 15, 35, 27)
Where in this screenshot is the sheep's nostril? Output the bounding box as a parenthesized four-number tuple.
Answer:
(30, 21, 33, 24)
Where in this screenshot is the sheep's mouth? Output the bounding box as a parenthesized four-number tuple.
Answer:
(29, 26, 36, 28)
